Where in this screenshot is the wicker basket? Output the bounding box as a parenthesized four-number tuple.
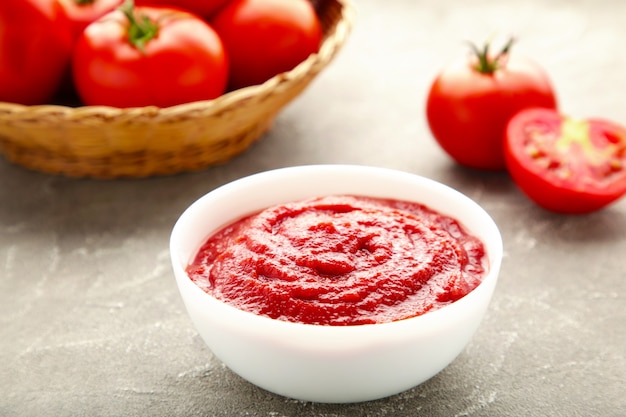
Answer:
(0, 0, 354, 179)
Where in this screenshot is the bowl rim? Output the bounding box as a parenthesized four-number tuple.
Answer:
(170, 164, 503, 337)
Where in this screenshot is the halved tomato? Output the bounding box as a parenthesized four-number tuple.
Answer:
(505, 107, 626, 214)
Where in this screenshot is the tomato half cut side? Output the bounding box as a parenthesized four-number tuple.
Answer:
(505, 108, 626, 214)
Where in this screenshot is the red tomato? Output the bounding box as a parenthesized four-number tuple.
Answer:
(58, 0, 124, 39)
(211, 0, 323, 90)
(0, 0, 74, 105)
(72, 3, 229, 107)
(134, 0, 230, 19)
(426, 40, 558, 170)
(505, 108, 626, 214)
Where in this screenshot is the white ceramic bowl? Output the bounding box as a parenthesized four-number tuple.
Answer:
(170, 165, 503, 403)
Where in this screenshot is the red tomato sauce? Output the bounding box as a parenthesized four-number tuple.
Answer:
(187, 195, 488, 326)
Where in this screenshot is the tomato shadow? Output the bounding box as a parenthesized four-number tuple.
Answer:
(439, 160, 626, 245)
(522, 198, 626, 244)
(436, 161, 515, 198)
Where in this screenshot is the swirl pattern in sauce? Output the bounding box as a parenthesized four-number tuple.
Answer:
(187, 195, 488, 325)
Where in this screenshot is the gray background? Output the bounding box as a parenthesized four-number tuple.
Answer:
(1, 0, 625, 416)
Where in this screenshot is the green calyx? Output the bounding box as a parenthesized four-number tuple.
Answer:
(75, 0, 96, 5)
(469, 37, 515, 74)
(119, 0, 159, 53)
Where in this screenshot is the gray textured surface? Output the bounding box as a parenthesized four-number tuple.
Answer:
(1, 0, 625, 416)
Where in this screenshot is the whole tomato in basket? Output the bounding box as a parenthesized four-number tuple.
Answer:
(0, 0, 74, 105)
(59, 0, 125, 39)
(72, 0, 229, 107)
(505, 108, 626, 214)
(134, 0, 231, 19)
(211, 0, 323, 90)
(426, 39, 558, 170)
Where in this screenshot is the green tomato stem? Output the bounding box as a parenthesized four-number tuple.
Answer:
(469, 37, 515, 74)
(75, 0, 96, 5)
(119, 0, 159, 53)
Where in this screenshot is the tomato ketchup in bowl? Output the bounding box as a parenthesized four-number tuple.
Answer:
(170, 165, 503, 403)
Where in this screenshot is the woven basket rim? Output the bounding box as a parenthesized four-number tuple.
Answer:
(0, 0, 355, 122)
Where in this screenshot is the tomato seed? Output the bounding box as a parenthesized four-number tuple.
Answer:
(526, 144, 547, 159)
(610, 158, 623, 172)
(548, 159, 561, 169)
(604, 130, 622, 145)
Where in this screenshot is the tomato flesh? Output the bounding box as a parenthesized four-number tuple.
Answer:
(505, 108, 626, 214)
